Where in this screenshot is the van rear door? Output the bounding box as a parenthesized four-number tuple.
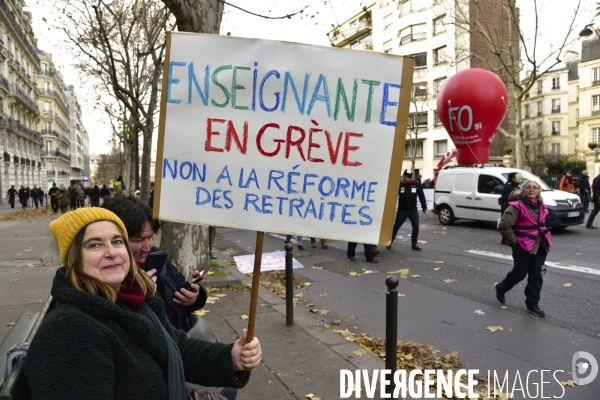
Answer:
(474, 172, 504, 221)
(453, 172, 475, 219)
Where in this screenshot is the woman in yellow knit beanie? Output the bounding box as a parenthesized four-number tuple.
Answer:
(25, 208, 261, 399)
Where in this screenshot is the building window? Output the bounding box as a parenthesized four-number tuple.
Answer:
(383, 13, 393, 30)
(576, 85, 579, 99)
(432, 77, 446, 96)
(537, 80, 542, 94)
(44, 121, 51, 131)
(593, 95, 600, 114)
(433, 15, 446, 35)
(400, 24, 426, 44)
(412, 52, 427, 68)
(404, 141, 424, 158)
(350, 34, 372, 50)
(575, 135, 579, 152)
(434, 111, 441, 126)
(42, 63, 48, 74)
(551, 77, 560, 90)
(592, 127, 600, 143)
(44, 102, 50, 112)
(593, 68, 600, 85)
(525, 104, 530, 118)
(408, 112, 428, 128)
(551, 99, 560, 113)
(551, 143, 560, 156)
(413, 82, 427, 99)
(45, 141, 52, 154)
(551, 121, 560, 135)
(400, 0, 427, 15)
(525, 125, 530, 138)
(537, 101, 542, 116)
(434, 140, 447, 156)
(433, 46, 447, 65)
(383, 39, 393, 54)
(537, 123, 543, 136)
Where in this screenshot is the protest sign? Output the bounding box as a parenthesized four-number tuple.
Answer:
(155, 32, 413, 245)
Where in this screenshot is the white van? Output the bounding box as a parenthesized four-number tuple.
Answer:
(434, 167, 585, 229)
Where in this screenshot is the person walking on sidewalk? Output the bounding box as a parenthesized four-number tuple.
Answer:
(387, 169, 427, 251)
(495, 180, 551, 317)
(558, 170, 575, 193)
(577, 171, 591, 212)
(586, 171, 600, 229)
(31, 185, 42, 209)
(55, 184, 70, 214)
(69, 184, 78, 210)
(285, 235, 304, 250)
(347, 242, 377, 263)
(18, 186, 28, 209)
(48, 183, 59, 213)
(309, 238, 329, 249)
(25, 208, 261, 399)
(7, 185, 17, 208)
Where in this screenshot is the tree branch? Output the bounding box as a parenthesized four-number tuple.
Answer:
(217, 0, 309, 20)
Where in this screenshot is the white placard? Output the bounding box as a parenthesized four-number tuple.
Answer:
(156, 33, 412, 244)
(233, 251, 304, 274)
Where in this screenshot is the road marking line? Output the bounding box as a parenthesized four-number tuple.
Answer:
(467, 250, 600, 276)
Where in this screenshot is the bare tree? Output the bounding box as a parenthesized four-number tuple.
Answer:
(53, 0, 171, 203)
(443, 0, 583, 169)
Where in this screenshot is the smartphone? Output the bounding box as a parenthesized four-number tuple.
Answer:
(181, 270, 209, 289)
(142, 251, 168, 275)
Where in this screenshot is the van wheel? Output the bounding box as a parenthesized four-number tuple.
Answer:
(438, 205, 455, 225)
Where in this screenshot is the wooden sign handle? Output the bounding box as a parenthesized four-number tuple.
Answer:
(246, 231, 264, 342)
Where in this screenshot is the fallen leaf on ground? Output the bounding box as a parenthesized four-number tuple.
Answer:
(363, 270, 379, 274)
(474, 310, 485, 315)
(319, 293, 328, 297)
(294, 292, 304, 298)
(214, 294, 227, 298)
(564, 283, 572, 287)
(349, 271, 362, 276)
(310, 309, 330, 315)
(304, 282, 313, 286)
(443, 279, 455, 283)
(399, 293, 406, 297)
(410, 274, 421, 278)
(434, 261, 444, 264)
(486, 326, 504, 333)
(353, 349, 366, 356)
(434, 267, 441, 271)
(311, 266, 325, 270)
(7, 322, 15, 327)
(305, 394, 322, 400)
(205, 297, 220, 304)
(240, 314, 249, 320)
(331, 319, 341, 325)
(347, 314, 358, 320)
(561, 380, 576, 387)
(193, 310, 209, 316)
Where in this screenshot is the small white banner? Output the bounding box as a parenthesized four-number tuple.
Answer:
(234, 251, 304, 274)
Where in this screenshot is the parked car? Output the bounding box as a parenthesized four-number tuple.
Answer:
(434, 166, 585, 229)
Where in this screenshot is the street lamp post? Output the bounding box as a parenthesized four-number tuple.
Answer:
(579, 24, 598, 38)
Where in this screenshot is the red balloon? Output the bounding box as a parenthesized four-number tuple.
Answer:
(436, 68, 508, 165)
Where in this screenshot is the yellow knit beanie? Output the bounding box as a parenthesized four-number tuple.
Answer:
(49, 208, 129, 266)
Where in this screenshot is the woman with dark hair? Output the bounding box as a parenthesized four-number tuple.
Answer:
(25, 208, 261, 399)
(495, 180, 551, 317)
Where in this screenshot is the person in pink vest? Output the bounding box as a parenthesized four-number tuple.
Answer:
(495, 180, 552, 317)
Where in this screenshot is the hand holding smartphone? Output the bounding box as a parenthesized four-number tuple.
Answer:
(142, 251, 168, 275)
(181, 270, 209, 289)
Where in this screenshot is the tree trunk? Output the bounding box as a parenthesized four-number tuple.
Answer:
(157, 0, 225, 273)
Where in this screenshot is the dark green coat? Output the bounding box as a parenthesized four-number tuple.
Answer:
(25, 269, 249, 399)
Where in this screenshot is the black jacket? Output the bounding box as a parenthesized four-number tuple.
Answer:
(593, 175, 600, 203)
(577, 175, 591, 193)
(7, 188, 17, 198)
(91, 186, 101, 200)
(30, 188, 42, 199)
(499, 181, 519, 214)
(25, 269, 248, 400)
(48, 186, 58, 197)
(398, 179, 427, 211)
(150, 246, 208, 331)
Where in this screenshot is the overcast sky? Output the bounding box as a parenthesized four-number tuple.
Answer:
(23, 0, 593, 155)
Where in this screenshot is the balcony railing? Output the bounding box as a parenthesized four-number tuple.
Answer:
(39, 70, 54, 78)
(592, 109, 600, 116)
(329, 18, 372, 47)
(3, 117, 42, 144)
(524, 112, 530, 118)
(55, 115, 69, 131)
(537, 111, 542, 116)
(47, 149, 71, 162)
(47, 170, 55, 176)
(0, 74, 9, 93)
(593, 80, 600, 87)
(9, 83, 40, 115)
(38, 88, 69, 113)
(551, 86, 560, 91)
(41, 128, 70, 145)
(0, 0, 40, 64)
(536, 88, 542, 95)
(551, 107, 561, 113)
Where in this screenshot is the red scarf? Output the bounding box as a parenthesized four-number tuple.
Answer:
(117, 287, 145, 312)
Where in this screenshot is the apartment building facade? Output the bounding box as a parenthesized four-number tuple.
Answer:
(0, 0, 43, 203)
(521, 68, 570, 161)
(327, 0, 517, 179)
(37, 50, 72, 189)
(64, 85, 87, 185)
